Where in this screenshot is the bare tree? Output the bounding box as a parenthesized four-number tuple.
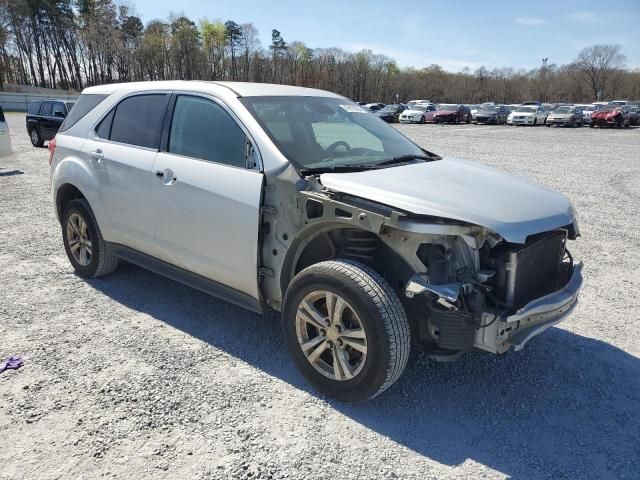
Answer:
(575, 44, 626, 101)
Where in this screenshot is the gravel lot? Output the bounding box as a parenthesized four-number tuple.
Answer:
(1, 112, 639, 480)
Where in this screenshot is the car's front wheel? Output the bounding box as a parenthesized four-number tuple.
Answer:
(30, 128, 44, 147)
(61, 199, 119, 278)
(282, 260, 410, 402)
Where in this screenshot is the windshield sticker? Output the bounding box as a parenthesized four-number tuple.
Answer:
(339, 104, 366, 113)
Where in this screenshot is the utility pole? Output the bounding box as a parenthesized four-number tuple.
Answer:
(541, 58, 548, 102)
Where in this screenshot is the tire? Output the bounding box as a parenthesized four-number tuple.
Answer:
(420, 115, 426, 124)
(282, 259, 410, 402)
(533, 118, 538, 126)
(466, 114, 471, 124)
(30, 128, 44, 147)
(61, 198, 119, 278)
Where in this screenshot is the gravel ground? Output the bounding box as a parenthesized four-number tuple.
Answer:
(1, 113, 639, 480)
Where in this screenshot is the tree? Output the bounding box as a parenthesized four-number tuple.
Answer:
(574, 45, 626, 101)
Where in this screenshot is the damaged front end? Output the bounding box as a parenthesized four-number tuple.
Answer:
(404, 226, 582, 355)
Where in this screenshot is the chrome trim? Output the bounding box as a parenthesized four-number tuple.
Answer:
(506, 262, 583, 324)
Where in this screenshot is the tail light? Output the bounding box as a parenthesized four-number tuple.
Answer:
(48, 137, 56, 165)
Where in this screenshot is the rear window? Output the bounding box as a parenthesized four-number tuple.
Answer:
(28, 101, 42, 115)
(109, 94, 169, 149)
(59, 94, 108, 133)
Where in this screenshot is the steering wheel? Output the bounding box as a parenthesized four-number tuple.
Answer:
(325, 141, 352, 155)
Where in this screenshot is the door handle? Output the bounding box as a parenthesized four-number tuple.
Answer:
(89, 149, 104, 161)
(155, 169, 177, 184)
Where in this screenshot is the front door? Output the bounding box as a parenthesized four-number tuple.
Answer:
(151, 94, 263, 300)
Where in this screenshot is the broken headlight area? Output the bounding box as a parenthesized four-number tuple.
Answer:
(406, 230, 579, 354)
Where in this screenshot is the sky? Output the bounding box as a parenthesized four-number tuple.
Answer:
(130, 0, 640, 72)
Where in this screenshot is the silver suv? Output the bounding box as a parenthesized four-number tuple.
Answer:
(50, 81, 583, 401)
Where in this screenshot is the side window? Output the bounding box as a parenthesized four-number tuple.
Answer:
(52, 102, 66, 117)
(28, 102, 42, 115)
(40, 102, 52, 115)
(168, 95, 247, 168)
(96, 109, 115, 139)
(110, 94, 169, 149)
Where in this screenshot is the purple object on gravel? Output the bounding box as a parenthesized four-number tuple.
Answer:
(0, 356, 24, 374)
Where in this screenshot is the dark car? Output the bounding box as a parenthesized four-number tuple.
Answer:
(26, 99, 75, 147)
(434, 104, 472, 124)
(590, 106, 631, 128)
(473, 105, 510, 125)
(628, 105, 639, 126)
(374, 104, 406, 123)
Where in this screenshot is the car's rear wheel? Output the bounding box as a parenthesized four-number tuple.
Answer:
(30, 128, 44, 147)
(62, 199, 119, 278)
(282, 259, 410, 402)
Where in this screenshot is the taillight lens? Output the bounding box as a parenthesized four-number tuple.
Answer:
(48, 137, 56, 165)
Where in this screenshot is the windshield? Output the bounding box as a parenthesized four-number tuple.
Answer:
(516, 106, 537, 113)
(380, 105, 397, 112)
(411, 105, 427, 112)
(554, 106, 575, 114)
(241, 96, 426, 171)
(438, 104, 458, 110)
(580, 105, 594, 111)
(479, 106, 499, 113)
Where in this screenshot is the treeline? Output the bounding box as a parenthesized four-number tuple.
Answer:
(1, 0, 639, 103)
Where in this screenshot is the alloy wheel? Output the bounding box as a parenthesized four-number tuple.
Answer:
(66, 213, 92, 266)
(295, 290, 368, 381)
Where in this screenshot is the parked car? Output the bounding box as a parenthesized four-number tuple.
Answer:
(0, 106, 12, 156)
(375, 104, 406, 123)
(609, 100, 629, 106)
(575, 104, 598, 124)
(473, 105, 510, 125)
(545, 105, 584, 127)
(591, 106, 631, 128)
(50, 81, 583, 402)
(26, 99, 75, 147)
(467, 105, 481, 119)
(398, 104, 436, 124)
(433, 104, 472, 124)
(507, 105, 547, 126)
(628, 105, 639, 126)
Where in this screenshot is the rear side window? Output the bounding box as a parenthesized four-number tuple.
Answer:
(110, 94, 169, 149)
(59, 94, 108, 133)
(52, 102, 66, 117)
(96, 109, 114, 139)
(40, 102, 52, 115)
(168, 95, 246, 167)
(28, 101, 42, 115)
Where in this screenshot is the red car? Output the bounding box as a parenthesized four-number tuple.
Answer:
(590, 106, 631, 128)
(433, 104, 472, 124)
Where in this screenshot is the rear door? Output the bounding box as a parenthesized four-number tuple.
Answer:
(81, 92, 170, 255)
(151, 93, 263, 299)
(39, 102, 56, 139)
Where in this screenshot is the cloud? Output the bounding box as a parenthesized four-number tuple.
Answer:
(569, 12, 599, 23)
(516, 16, 548, 26)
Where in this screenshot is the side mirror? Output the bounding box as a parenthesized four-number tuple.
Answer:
(245, 139, 259, 170)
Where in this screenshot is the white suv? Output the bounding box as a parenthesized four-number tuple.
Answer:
(50, 81, 583, 401)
